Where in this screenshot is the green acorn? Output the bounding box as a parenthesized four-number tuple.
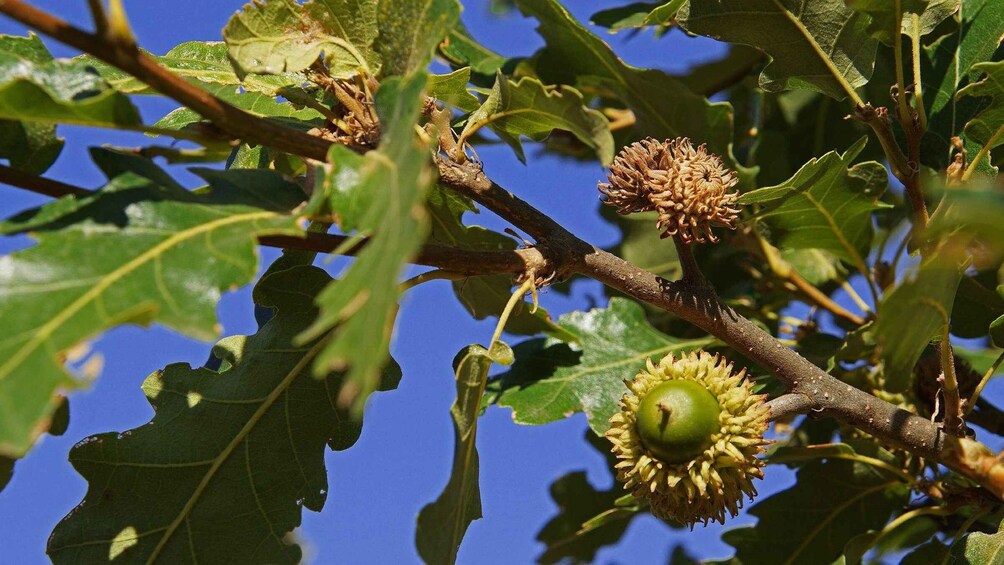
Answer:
(606, 351, 770, 527)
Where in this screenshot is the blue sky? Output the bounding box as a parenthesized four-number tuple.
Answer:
(5, 2, 987, 564)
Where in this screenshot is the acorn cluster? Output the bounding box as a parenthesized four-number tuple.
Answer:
(598, 137, 741, 243)
(606, 351, 770, 526)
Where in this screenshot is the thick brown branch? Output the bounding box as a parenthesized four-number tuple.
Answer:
(0, 164, 90, 198)
(0, 173, 538, 278)
(437, 160, 576, 245)
(260, 232, 539, 277)
(0, 0, 332, 161)
(436, 160, 1004, 498)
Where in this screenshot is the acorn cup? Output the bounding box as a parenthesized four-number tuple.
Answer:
(598, 137, 741, 243)
(606, 351, 771, 527)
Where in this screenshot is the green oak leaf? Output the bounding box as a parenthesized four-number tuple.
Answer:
(47, 265, 400, 564)
(782, 248, 846, 285)
(223, 0, 380, 78)
(152, 82, 324, 132)
(0, 49, 141, 131)
(0, 33, 62, 175)
(832, 532, 881, 565)
(80, 41, 303, 95)
(753, 88, 885, 187)
(902, 541, 952, 565)
(922, 0, 1004, 172)
(536, 431, 648, 564)
(927, 187, 1004, 338)
(428, 68, 481, 112)
(846, 0, 958, 44)
(0, 31, 50, 61)
(590, 1, 686, 32)
(0, 118, 61, 174)
(301, 72, 432, 412)
(438, 21, 510, 82)
(723, 458, 909, 565)
(958, 61, 1004, 165)
(416, 342, 513, 565)
(873, 513, 941, 560)
(376, 0, 460, 78)
(953, 275, 1004, 340)
(536, 471, 642, 565)
(875, 255, 964, 392)
(678, 45, 766, 97)
(426, 185, 568, 337)
(952, 519, 1004, 564)
(489, 297, 716, 434)
(0, 454, 12, 492)
(678, 0, 878, 101)
(927, 185, 1004, 256)
(517, 0, 734, 158)
(461, 73, 614, 165)
(0, 167, 306, 457)
(739, 137, 888, 267)
(992, 314, 1004, 347)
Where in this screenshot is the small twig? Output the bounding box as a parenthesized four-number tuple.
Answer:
(966, 350, 1004, 417)
(940, 337, 965, 437)
(923, 297, 965, 437)
(892, 8, 930, 237)
(490, 278, 535, 346)
(86, 0, 107, 36)
(849, 104, 913, 193)
(766, 393, 813, 421)
(399, 269, 466, 291)
(0, 164, 90, 198)
(672, 236, 706, 286)
(0, 0, 333, 162)
(850, 102, 928, 246)
(262, 233, 539, 277)
(910, 15, 927, 130)
(755, 233, 864, 324)
(790, 271, 865, 325)
(892, 2, 912, 127)
(840, 281, 873, 316)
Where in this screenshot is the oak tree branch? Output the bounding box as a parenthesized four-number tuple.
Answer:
(3, 0, 1002, 498)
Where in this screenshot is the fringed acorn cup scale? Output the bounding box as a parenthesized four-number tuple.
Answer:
(606, 352, 771, 527)
(598, 137, 740, 243)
